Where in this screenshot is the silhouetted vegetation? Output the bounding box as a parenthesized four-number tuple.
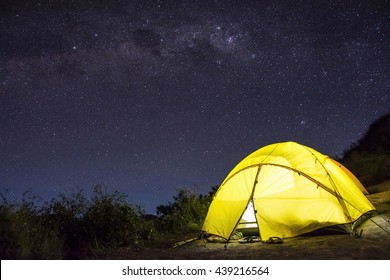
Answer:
(0, 186, 156, 259)
(156, 186, 218, 233)
(0, 185, 216, 259)
(341, 113, 390, 186)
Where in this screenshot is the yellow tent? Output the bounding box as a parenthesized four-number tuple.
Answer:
(202, 142, 375, 241)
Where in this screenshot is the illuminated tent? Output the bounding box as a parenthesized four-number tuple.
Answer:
(202, 142, 375, 241)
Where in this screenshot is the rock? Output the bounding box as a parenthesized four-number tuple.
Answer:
(355, 214, 390, 239)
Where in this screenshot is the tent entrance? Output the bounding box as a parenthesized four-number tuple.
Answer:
(236, 200, 260, 236)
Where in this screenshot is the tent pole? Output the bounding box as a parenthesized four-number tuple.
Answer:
(225, 165, 262, 244)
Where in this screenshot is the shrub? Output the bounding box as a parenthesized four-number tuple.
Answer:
(0, 186, 155, 259)
(43, 189, 88, 259)
(0, 190, 64, 259)
(0, 184, 218, 259)
(156, 186, 217, 233)
(84, 185, 147, 248)
(0, 191, 19, 259)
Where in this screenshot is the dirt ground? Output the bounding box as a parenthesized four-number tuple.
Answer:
(100, 231, 390, 260)
(96, 183, 390, 260)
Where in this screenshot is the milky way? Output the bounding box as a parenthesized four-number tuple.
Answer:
(1, 0, 389, 213)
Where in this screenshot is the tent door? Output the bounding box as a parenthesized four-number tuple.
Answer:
(236, 200, 260, 236)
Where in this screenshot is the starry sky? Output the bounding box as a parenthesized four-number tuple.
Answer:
(1, 0, 389, 213)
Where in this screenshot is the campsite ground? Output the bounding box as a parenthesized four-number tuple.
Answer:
(95, 182, 390, 260)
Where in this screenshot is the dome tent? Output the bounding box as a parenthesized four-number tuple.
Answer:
(202, 142, 376, 242)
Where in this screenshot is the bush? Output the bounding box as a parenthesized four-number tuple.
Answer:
(0, 191, 19, 259)
(84, 185, 147, 248)
(0, 184, 219, 259)
(43, 189, 89, 259)
(0, 190, 64, 259)
(0, 185, 155, 259)
(156, 186, 217, 233)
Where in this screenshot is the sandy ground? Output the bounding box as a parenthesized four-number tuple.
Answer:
(102, 231, 390, 260)
(96, 182, 390, 260)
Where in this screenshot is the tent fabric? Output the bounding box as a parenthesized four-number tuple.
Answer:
(202, 142, 375, 241)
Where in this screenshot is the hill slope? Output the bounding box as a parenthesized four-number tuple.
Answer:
(341, 113, 390, 186)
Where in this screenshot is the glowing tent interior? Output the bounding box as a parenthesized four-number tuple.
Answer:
(202, 142, 375, 241)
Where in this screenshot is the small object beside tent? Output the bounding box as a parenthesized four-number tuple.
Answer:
(202, 142, 376, 242)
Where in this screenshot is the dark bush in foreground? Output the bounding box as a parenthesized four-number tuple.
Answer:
(0, 191, 64, 259)
(0, 184, 217, 259)
(156, 186, 218, 233)
(0, 186, 154, 259)
(84, 186, 149, 249)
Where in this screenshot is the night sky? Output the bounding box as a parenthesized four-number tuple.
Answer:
(1, 0, 389, 213)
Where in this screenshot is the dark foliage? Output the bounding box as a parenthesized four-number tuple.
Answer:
(0, 185, 154, 259)
(0, 184, 218, 259)
(156, 186, 218, 233)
